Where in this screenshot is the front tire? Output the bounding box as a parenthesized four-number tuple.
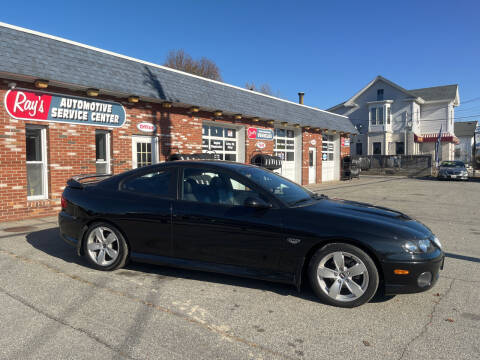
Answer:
(83, 222, 128, 271)
(308, 243, 379, 308)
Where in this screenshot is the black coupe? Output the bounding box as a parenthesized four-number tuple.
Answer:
(59, 161, 444, 307)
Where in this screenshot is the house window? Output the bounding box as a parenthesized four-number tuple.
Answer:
(396, 142, 405, 155)
(370, 107, 377, 125)
(377, 89, 384, 101)
(95, 130, 110, 174)
(387, 107, 391, 124)
(373, 142, 382, 155)
(378, 107, 384, 125)
(26, 126, 48, 200)
(356, 142, 363, 155)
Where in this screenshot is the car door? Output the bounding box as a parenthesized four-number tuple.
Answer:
(172, 165, 286, 271)
(114, 166, 175, 257)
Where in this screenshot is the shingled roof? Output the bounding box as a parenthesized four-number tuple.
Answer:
(0, 23, 355, 133)
(328, 76, 460, 111)
(408, 84, 459, 102)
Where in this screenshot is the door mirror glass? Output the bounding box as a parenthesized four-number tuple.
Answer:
(244, 197, 271, 209)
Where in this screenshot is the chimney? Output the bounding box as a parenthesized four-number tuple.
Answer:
(298, 92, 304, 105)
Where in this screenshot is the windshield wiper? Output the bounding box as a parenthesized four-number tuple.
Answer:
(289, 197, 312, 206)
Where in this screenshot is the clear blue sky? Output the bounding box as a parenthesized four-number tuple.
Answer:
(2, 0, 479, 119)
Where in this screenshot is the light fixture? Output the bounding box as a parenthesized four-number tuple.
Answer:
(86, 88, 99, 97)
(234, 114, 242, 120)
(128, 95, 139, 103)
(303, 126, 311, 130)
(331, 130, 337, 134)
(8, 82, 16, 89)
(190, 106, 200, 113)
(214, 110, 223, 117)
(252, 117, 259, 122)
(281, 121, 288, 126)
(162, 102, 172, 109)
(267, 120, 275, 125)
(34, 79, 49, 89)
(293, 124, 301, 128)
(314, 127, 321, 132)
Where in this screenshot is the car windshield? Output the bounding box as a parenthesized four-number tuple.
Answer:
(235, 166, 317, 206)
(440, 161, 465, 168)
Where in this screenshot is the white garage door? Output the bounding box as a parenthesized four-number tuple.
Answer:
(274, 128, 296, 182)
(322, 134, 336, 182)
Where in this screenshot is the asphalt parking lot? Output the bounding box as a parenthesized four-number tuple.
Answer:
(0, 176, 479, 360)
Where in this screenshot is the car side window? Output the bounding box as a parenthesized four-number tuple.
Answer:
(181, 168, 267, 206)
(122, 169, 173, 198)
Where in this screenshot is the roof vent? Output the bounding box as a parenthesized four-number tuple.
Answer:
(298, 92, 304, 104)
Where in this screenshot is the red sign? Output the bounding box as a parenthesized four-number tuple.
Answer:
(5, 90, 52, 120)
(247, 127, 257, 139)
(4, 89, 126, 127)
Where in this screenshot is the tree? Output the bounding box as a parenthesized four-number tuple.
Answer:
(164, 49, 222, 81)
(245, 82, 276, 96)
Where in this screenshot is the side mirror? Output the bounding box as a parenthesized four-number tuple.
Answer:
(244, 197, 271, 209)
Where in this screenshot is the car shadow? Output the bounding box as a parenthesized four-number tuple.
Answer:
(26, 227, 394, 306)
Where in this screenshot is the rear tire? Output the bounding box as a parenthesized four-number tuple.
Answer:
(83, 222, 128, 271)
(308, 243, 379, 308)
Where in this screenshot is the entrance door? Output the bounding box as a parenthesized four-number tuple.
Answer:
(308, 147, 316, 184)
(322, 134, 336, 182)
(132, 136, 158, 169)
(274, 128, 296, 182)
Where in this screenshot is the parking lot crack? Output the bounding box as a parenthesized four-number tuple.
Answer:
(0, 285, 137, 360)
(397, 278, 455, 360)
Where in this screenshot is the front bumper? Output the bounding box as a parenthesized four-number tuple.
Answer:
(438, 173, 468, 180)
(382, 253, 444, 295)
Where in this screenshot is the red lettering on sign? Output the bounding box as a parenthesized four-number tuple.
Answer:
(5, 90, 52, 120)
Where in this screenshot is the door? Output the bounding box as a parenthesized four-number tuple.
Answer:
(132, 135, 158, 169)
(172, 166, 285, 271)
(114, 167, 174, 256)
(322, 134, 336, 182)
(308, 147, 316, 184)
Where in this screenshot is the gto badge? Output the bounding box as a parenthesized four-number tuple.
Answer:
(286, 237, 301, 245)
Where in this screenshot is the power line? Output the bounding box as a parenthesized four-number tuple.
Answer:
(349, 113, 480, 123)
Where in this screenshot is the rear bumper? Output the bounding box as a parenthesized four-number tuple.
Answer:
(58, 211, 84, 254)
(382, 253, 444, 295)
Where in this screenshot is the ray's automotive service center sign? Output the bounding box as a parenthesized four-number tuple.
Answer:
(4, 89, 126, 127)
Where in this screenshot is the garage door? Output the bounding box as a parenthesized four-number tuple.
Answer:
(274, 128, 296, 182)
(202, 124, 238, 161)
(322, 134, 336, 182)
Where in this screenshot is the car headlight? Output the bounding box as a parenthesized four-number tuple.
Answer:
(402, 239, 433, 253)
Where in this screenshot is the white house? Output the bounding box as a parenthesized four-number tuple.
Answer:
(328, 76, 460, 161)
(454, 121, 477, 164)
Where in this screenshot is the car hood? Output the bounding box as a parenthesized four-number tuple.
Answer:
(298, 197, 431, 239)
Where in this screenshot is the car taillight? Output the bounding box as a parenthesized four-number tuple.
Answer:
(61, 195, 67, 210)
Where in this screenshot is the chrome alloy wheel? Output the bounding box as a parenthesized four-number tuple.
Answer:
(316, 251, 369, 302)
(86, 226, 120, 267)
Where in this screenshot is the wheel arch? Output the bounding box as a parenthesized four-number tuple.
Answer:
(296, 238, 384, 292)
(77, 218, 131, 257)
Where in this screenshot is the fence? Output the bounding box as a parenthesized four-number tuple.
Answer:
(352, 155, 432, 177)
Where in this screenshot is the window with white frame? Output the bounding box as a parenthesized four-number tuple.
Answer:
(26, 126, 48, 200)
(387, 107, 391, 124)
(370, 107, 377, 125)
(95, 130, 110, 174)
(377, 89, 384, 101)
(378, 107, 384, 125)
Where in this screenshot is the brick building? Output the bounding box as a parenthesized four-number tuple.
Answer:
(0, 22, 355, 222)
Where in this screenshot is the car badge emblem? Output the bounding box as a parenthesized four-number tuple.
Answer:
(286, 237, 301, 245)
